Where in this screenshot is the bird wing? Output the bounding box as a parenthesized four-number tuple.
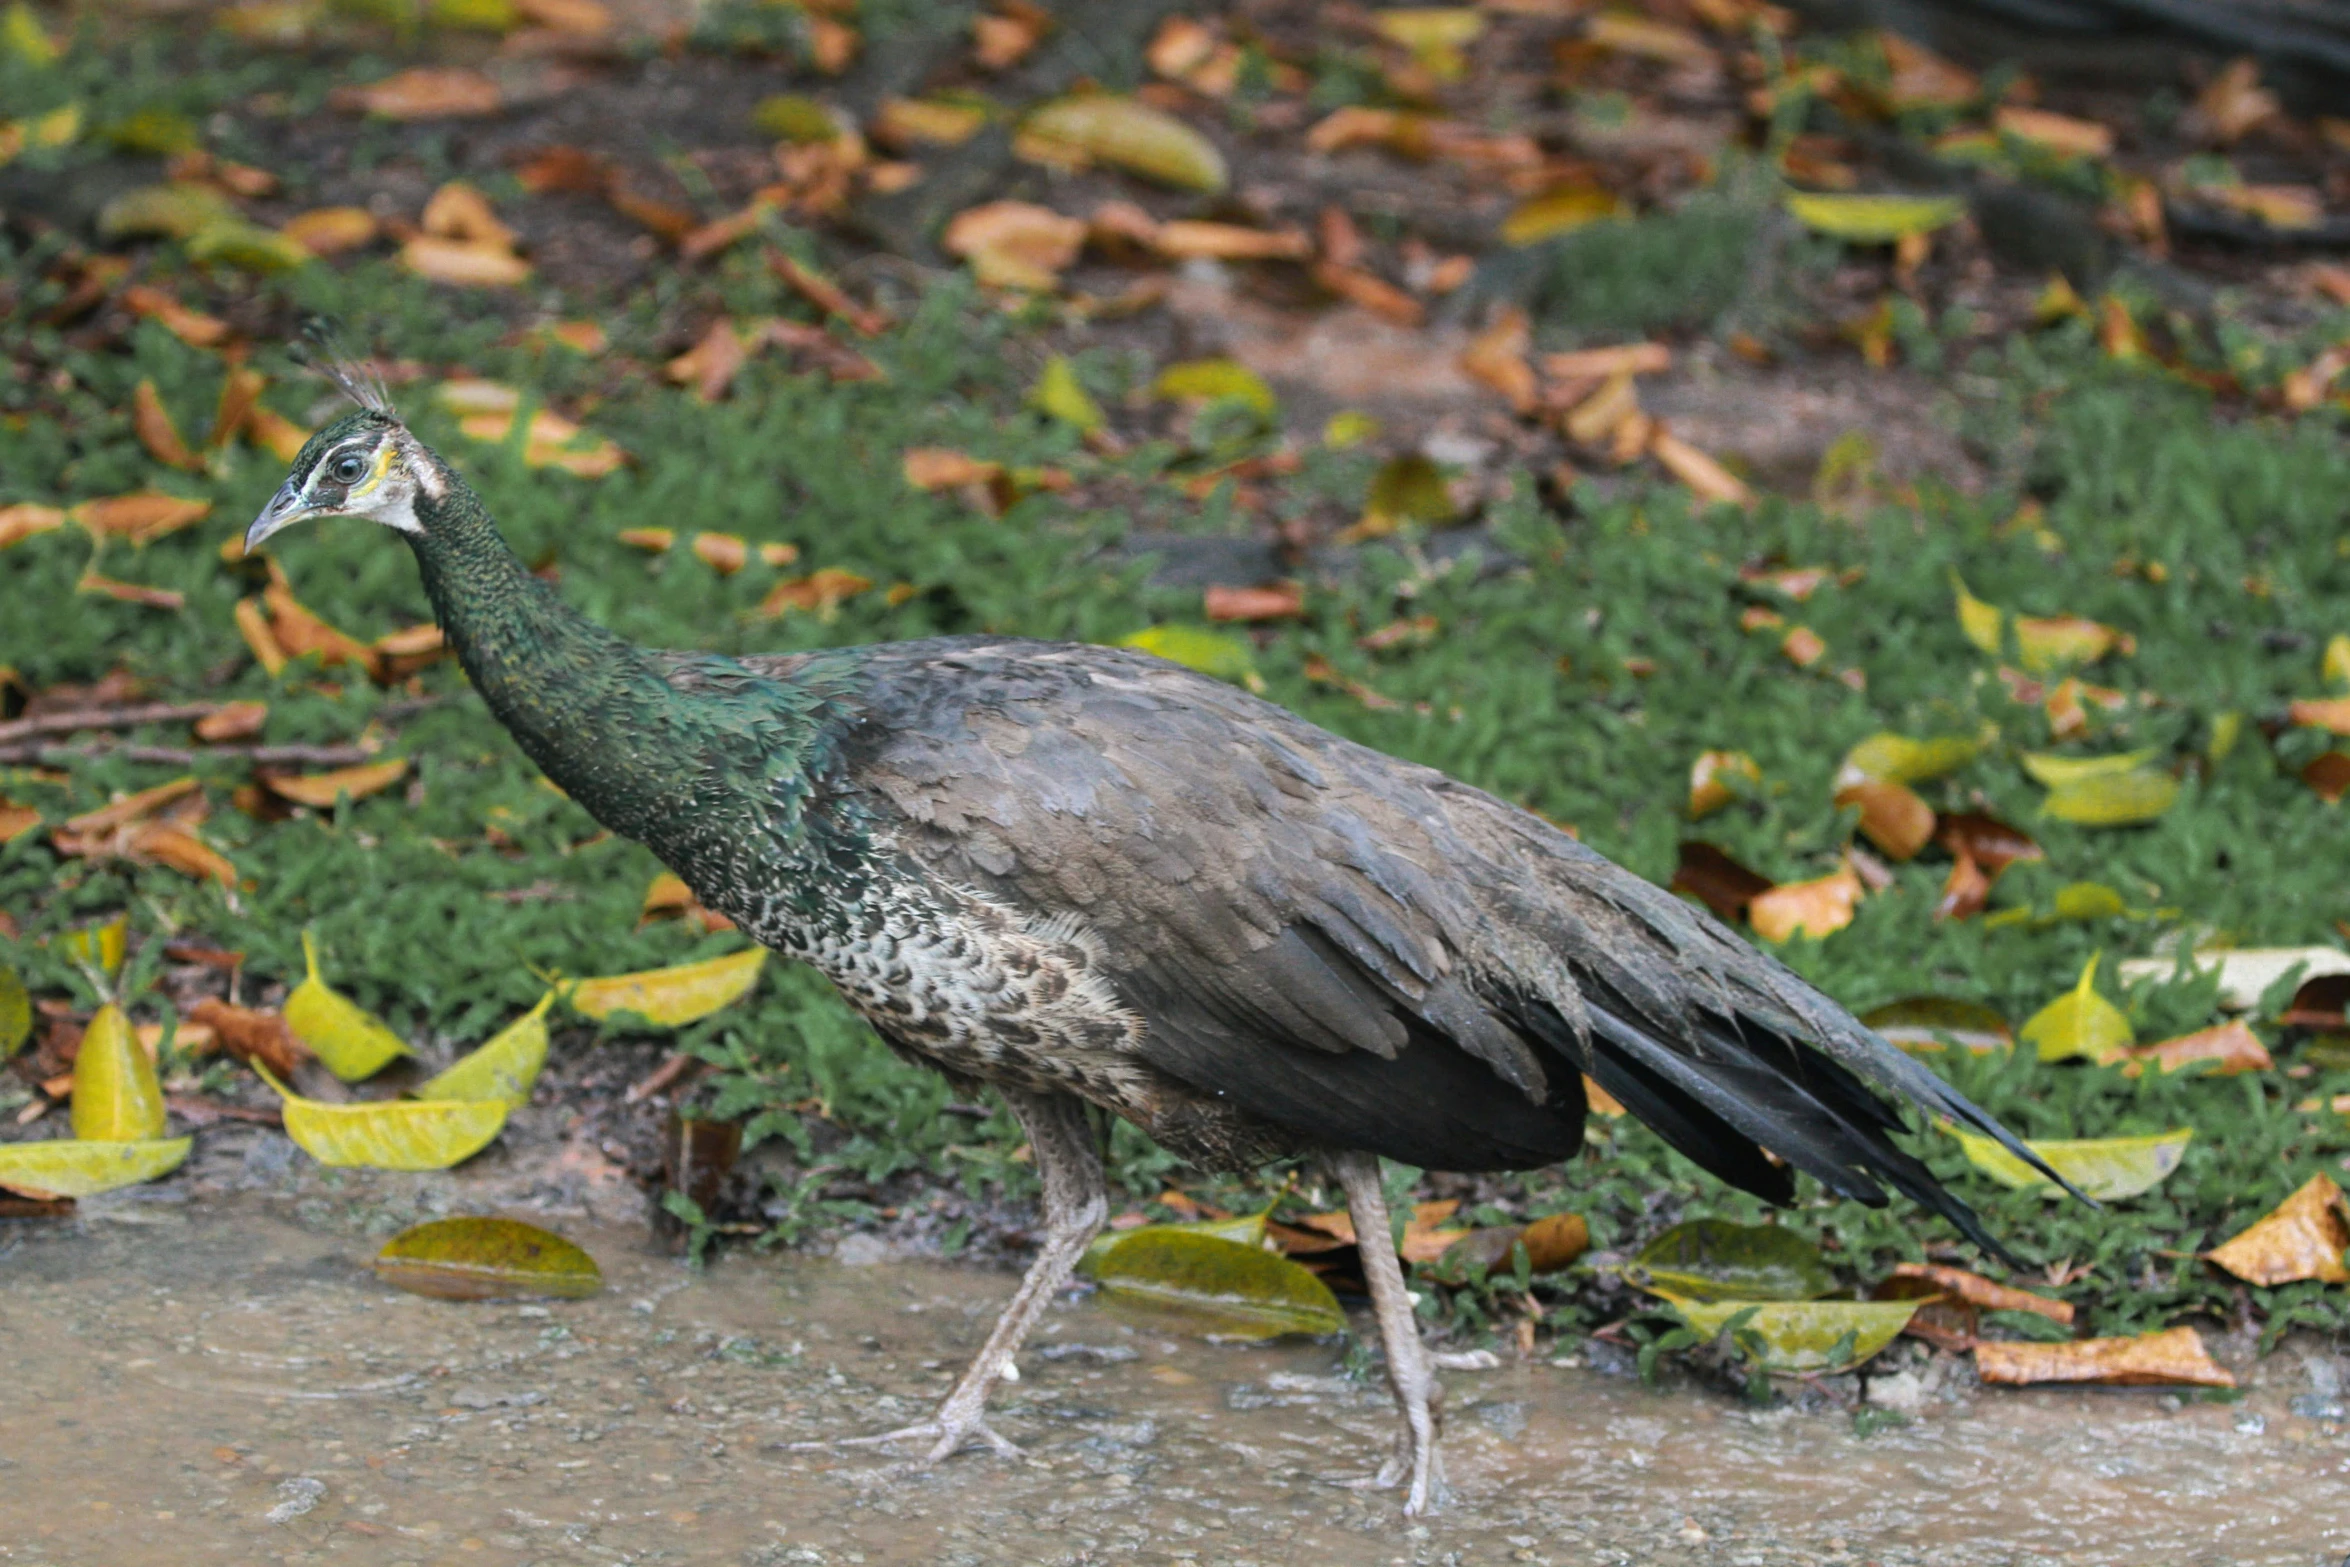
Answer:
(796, 636, 2051, 1257)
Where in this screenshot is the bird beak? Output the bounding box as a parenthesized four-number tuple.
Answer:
(245, 480, 308, 554)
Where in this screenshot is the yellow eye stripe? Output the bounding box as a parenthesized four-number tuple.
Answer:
(346, 441, 396, 500)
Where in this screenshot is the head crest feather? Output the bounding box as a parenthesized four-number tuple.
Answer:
(294, 315, 398, 419)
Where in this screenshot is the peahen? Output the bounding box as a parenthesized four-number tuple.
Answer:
(248, 355, 2058, 1515)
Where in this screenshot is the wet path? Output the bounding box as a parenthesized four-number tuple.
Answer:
(3, 1193, 2345, 1567)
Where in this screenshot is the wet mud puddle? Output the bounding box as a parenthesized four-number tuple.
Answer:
(3, 1196, 2345, 1567)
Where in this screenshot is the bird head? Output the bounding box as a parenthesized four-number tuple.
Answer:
(245, 408, 448, 554)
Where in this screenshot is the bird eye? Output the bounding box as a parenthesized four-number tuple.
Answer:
(331, 452, 368, 484)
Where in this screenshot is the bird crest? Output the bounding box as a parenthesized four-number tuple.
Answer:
(293, 315, 399, 421)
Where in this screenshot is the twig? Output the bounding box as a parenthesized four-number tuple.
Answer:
(0, 741, 377, 767)
(625, 1050, 701, 1104)
(0, 701, 230, 744)
(165, 1094, 283, 1129)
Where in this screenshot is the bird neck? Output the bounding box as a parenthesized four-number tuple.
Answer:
(402, 464, 702, 839)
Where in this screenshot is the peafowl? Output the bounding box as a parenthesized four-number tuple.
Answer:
(247, 355, 2058, 1515)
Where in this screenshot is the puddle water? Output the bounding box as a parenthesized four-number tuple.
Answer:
(2, 1195, 2344, 1567)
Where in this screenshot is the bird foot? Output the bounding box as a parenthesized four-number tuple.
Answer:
(785, 1408, 1024, 1464)
(1320, 1435, 1445, 1514)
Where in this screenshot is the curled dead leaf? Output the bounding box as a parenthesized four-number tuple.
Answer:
(1669, 841, 1773, 922)
(942, 200, 1085, 291)
(333, 68, 502, 120)
(1748, 860, 1863, 943)
(401, 236, 530, 288)
(281, 206, 377, 257)
(262, 759, 408, 809)
(1976, 1326, 2231, 1388)
(1203, 583, 1303, 622)
(1687, 749, 1759, 819)
(2122, 1019, 2271, 1077)
(2206, 1174, 2350, 1286)
(74, 493, 210, 545)
(1834, 778, 1934, 860)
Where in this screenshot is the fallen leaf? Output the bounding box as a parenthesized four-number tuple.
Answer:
(758, 567, 873, 618)
(972, 2, 1047, 69)
(280, 205, 377, 257)
(262, 759, 408, 811)
(374, 1215, 603, 1300)
(70, 1004, 166, 1142)
(257, 1065, 505, 1171)
(0, 965, 27, 1060)
(1951, 1126, 2191, 1199)
(0, 503, 66, 548)
(284, 930, 412, 1081)
(567, 948, 766, 1027)
(0, 1137, 191, 1198)
(514, 0, 608, 32)
(1978, 1326, 2230, 1388)
(1688, 749, 1760, 819)
(1117, 624, 1257, 683)
(2020, 954, 2133, 1064)
(1650, 430, 1752, 506)
(77, 572, 184, 610)
(1090, 1228, 1343, 1339)
(1834, 779, 1934, 860)
(1563, 370, 1638, 445)
(1501, 183, 1618, 244)
(2015, 614, 2131, 674)
(902, 448, 1004, 491)
(665, 319, 750, 401)
(1311, 260, 1424, 326)
(1784, 191, 1964, 243)
(1153, 358, 1277, 416)
(1669, 841, 1772, 921)
(1030, 354, 1103, 430)
(1022, 95, 1226, 193)
(1836, 730, 1983, 788)
(1748, 861, 1862, 943)
(1628, 1219, 1835, 1303)
(400, 235, 530, 287)
(333, 67, 502, 120)
(690, 532, 748, 575)
(1670, 1298, 1919, 1375)
(1544, 343, 1672, 380)
(1433, 1212, 1589, 1279)
(1360, 454, 1456, 532)
(183, 998, 310, 1079)
(1994, 105, 2114, 160)
(2290, 696, 2350, 735)
(2205, 1174, 2350, 1286)
(422, 180, 515, 248)
(1935, 811, 2043, 874)
(416, 993, 554, 1109)
(130, 380, 200, 471)
(1860, 996, 2012, 1053)
(1459, 307, 1536, 412)
(2122, 1019, 2271, 1077)
(1951, 572, 2004, 654)
(871, 97, 986, 148)
(73, 493, 210, 545)
(1884, 1262, 2073, 1324)
(2040, 767, 2179, 827)
(2117, 945, 2350, 1011)
(1203, 583, 1303, 622)
(943, 200, 1085, 290)
(1584, 11, 1714, 65)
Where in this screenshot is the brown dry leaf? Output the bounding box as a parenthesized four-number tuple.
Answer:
(1563, 371, 1638, 445)
(74, 493, 210, 545)
(618, 528, 673, 553)
(1584, 12, 1715, 66)
(373, 623, 446, 681)
(1459, 307, 1537, 414)
(2304, 751, 2350, 804)
(1544, 343, 1671, 381)
(401, 236, 530, 288)
(943, 200, 1085, 290)
(244, 404, 309, 464)
(1887, 1262, 2074, 1325)
(515, 0, 610, 32)
(2206, 1174, 2350, 1286)
(515, 145, 611, 194)
(1879, 33, 1977, 109)
(871, 98, 987, 150)
(422, 182, 515, 249)
(194, 701, 268, 742)
(665, 319, 749, 402)
(1935, 811, 2042, 875)
(281, 206, 377, 258)
(333, 68, 501, 121)
(1994, 106, 2114, 160)
(2290, 697, 2350, 735)
(1651, 430, 1752, 506)
(131, 380, 201, 472)
(1151, 221, 1311, 262)
(264, 580, 383, 678)
(1749, 860, 1863, 943)
(0, 503, 67, 549)
(972, 4, 1046, 69)
(903, 448, 1004, 491)
(769, 251, 886, 335)
(1583, 1074, 1628, 1117)
(78, 573, 184, 610)
(1302, 653, 1401, 712)
(1669, 841, 1773, 921)
(759, 568, 874, 618)
(263, 759, 408, 809)
(63, 777, 200, 838)
(1311, 262, 1423, 326)
(2122, 1019, 2272, 1077)
(1688, 749, 1760, 819)
(185, 998, 312, 1079)
(236, 598, 287, 676)
(1780, 625, 1826, 668)
(119, 285, 229, 349)
(1204, 583, 1304, 622)
(691, 533, 748, 575)
(209, 368, 264, 452)
(1976, 1326, 2232, 1388)
(759, 320, 884, 384)
(1834, 779, 1935, 860)
(0, 801, 42, 845)
(2189, 59, 2279, 145)
(126, 821, 235, 885)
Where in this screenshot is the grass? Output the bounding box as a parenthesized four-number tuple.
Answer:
(6, 19, 2350, 1364)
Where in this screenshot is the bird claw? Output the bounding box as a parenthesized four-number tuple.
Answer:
(1319, 1438, 1443, 1513)
(786, 1413, 1024, 1464)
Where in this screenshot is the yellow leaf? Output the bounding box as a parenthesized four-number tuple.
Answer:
(61, 913, 128, 976)
(1117, 624, 1257, 683)
(70, 1003, 166, 1142)
(1784, 191, 1965, 243)
(1668, 1298, 1919, 1375)
(1030, 355, 1103, 431)
(1362, 454, 1457, 530)
(1950, 571, 2003, 653)
(2019, 748, 2158, 787)
(1152, 359, 1276, 416)
(2040, 767, 2178, 826)
(1835, 730, 1983, 788)
(1976, 1326, 2230, 1388)
(1089, 1229, 1345, 1340)
(1687, 749, 1760, 819)
(374, 1215, 604, 1300)
(2, 1, 59, 63)
(2205, 1174, 2350, 1286)
(1022, 95, 1227, 193)
(1500, 184, 1618, 245)
(2324, 634, 2350, 690)
(2015, 613, 2129, 673)
(0, 1137, 190, 1198)
(415, 992, 553, 1110)
(1952, 1125, 2191, 1200)
(1323, 410, 1380, 449)
(0, 964, 27, 1060)
(2019, 953, 2133, 1063)
(256, 1065, 506, 1171)
(284, 930, 412, 1081)
(567, 947, 766, 1028)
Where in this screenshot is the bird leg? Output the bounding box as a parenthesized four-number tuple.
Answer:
(794, 1086, 1107, 1464)
(1331, 1149, 1448, 1516)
